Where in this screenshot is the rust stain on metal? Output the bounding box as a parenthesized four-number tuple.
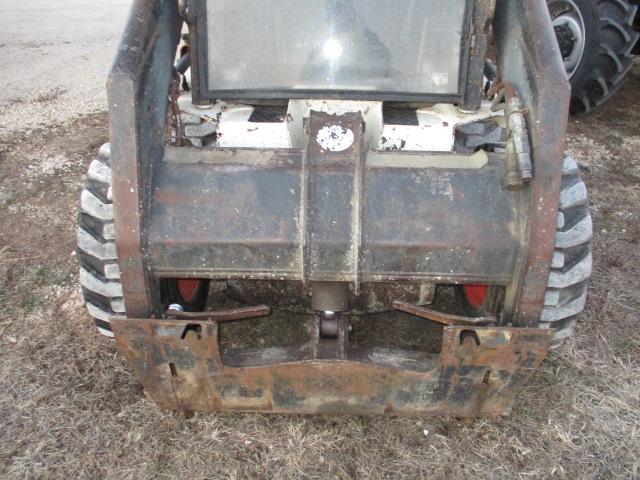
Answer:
(165, 305, 270, 322)
(392, 301, 496, 326)
(111, 317, 553, 417)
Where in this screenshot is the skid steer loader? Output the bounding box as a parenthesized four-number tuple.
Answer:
(77, 0, 593, 416)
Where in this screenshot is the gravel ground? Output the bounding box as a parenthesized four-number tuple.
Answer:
(0, 0, 132, 136)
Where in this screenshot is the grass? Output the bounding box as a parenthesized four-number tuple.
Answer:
(0, 63, 640, 478)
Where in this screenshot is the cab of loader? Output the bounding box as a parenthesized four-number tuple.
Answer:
(78, 0, 592, 416)
(176, 0, 500, 153)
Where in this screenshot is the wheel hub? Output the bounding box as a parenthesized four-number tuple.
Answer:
(548, 0, 586, 77)
(463, 285, 489, 309)
(177, 279, 202, 304)
(554, 23, 576, 58)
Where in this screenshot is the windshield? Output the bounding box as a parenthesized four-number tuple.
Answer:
(205, 0, 468, 97)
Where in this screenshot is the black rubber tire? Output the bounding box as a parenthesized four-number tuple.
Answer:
(540, 157, 592, 347)
(634, 0, 640, 53)
(77, 145, 210, 336)
(453, 158, 592, 347)
(548, 0, 639, 114)
(77, 144, 123, 337)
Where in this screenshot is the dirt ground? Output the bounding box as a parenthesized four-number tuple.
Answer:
(0, 51, 639, 480)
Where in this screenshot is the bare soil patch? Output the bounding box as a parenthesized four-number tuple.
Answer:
(1, 62, 639, 479)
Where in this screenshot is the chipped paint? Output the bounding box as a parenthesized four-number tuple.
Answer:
(316, 124, 354, 152)
(379, 101, 504, 152)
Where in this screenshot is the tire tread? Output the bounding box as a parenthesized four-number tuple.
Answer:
(77, 144, 123, 336)
(541, 157, 592, 347)
(567, 0, 639, 113)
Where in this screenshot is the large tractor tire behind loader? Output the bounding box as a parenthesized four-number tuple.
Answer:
(548, 0, 639, 113)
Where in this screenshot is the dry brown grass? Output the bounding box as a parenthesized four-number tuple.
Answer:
(1, 63, 640, 479)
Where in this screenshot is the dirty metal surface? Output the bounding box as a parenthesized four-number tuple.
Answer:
(226, 280, 436, 315)
(460, 0, 496, 112)
(165, 305, 270, 322)
(392, 301, 496, 326)
(111, 317, 553, 416)
(108, 0, 182, 317)
(306, 111, 364, 284)
(493, 0, 570, 326)
(148, 145, 523, 285)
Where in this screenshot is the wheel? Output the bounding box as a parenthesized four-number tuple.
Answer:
(77, 144, 123, 337)
(547, 0, 639, 113)
(454, 285, 501, 318)
(454, 158, 592, 347)
(539, 157, 592, 347)
(160, 278, 210, 311)
(77, 144, 210, 336)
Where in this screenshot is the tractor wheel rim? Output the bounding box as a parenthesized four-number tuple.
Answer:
(548, 0, 586, 78)
(177, 279, 201, 304)
(463, 285, 489, 309)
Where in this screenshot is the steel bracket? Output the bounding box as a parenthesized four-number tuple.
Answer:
(111, 317, 553, 416)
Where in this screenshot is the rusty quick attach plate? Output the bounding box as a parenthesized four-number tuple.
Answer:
(111, 318, 553, 416)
